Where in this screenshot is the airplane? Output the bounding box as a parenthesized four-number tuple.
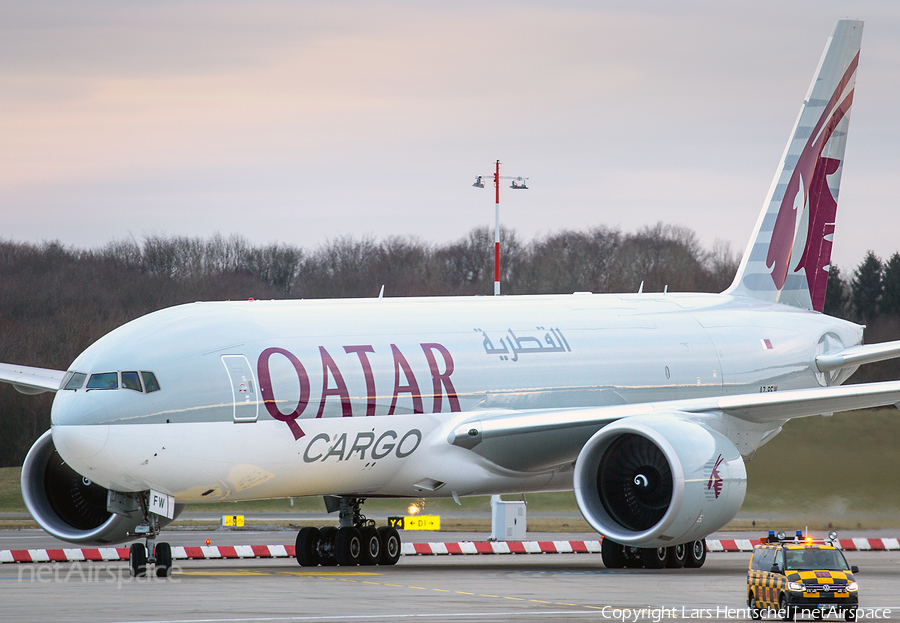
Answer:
(2, 18, 898, 577)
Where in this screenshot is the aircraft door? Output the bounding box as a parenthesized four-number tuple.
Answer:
(221, 355, 259, 422)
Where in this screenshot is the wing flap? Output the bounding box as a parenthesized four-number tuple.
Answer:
(0, 363, 66, 394)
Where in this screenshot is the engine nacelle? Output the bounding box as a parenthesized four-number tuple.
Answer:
(21, 430, 182, 545)
(574, 415, 746, 548)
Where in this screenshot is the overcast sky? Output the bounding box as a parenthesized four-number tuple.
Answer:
(2, 1, 898, 274)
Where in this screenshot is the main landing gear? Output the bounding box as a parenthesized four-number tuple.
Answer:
(296, 497, 401, 567)
(600, 537, 706, 569)
(128, 494, 173, 578)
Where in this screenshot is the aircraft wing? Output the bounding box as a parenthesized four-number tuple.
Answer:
(450, 380, 900, 468)
(0, 363, 65, 395)
(816, 339, 900, 371)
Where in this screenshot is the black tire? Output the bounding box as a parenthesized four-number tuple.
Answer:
(295, 527, 322, 567)
(154, 542, 172, 578)
(129, 543, 147, 578)
(684, 539, 707, 568)
(334, 527, 362, 566)
(779, 594, 794, 622)
(623, 546, 644, 568)
(844, 609, 857, 621)
(319, 527, 338, 566)
(600, 537, 626, 569)
(749, 593, 761, 620)
(665, 544, 687, 569)
(359, 526, 381, 566)
(640, 547, 668, 569)
(378, 526, 401, 566)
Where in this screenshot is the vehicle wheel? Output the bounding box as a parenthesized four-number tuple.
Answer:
(749, 593, 761, 620)
(319, 527, 338, 566)
(377, 526, 401, 566)
(779, 594, 794, 622)
(295, 527, 322, 567)
(844, 608, 857, 621)
(601, 537, 626, 569)
(640, 547, 668, 569)
(684, 539, 707, 568)
(665, 544, 687, 569)
(154, 542, 172, 578)
(334, 527, 362, 566)
(129, 543, 147, 578)
(359, 526, 381, 566)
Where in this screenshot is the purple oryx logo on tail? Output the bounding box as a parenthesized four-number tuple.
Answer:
(766, 52, 858, 312)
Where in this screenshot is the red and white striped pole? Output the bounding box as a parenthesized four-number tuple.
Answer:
(494, 160, 501, 296)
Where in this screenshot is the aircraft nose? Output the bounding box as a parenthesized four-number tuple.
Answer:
(52, 424, 109, 460)
(51, 390, 109, 426)
(50, 391, 111, 459)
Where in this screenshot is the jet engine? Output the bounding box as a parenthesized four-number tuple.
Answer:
(21, 430, 182, 545)
(574, 415, 746, 548)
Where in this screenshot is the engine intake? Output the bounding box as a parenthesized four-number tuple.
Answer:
(574, 415, 746, 548)
(21, 430, 181, 545)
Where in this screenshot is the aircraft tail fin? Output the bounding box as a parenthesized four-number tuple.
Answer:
(726, 19, 863, 312)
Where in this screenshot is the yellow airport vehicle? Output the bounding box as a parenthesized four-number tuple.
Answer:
(747, 530, 859, 621)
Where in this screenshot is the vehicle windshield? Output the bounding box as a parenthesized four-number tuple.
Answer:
(784, 548, 849, 571)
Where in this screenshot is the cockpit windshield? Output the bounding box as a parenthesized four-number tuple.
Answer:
(87, 372, 118, 390)
(64, 370, 161, 393)
(141, 371, 161, 393)
(121, 371, 142, 391)
(62, 372, 87, 390)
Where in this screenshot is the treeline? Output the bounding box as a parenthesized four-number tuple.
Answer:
(824, 252, 900, 383)
(0, 226, 896, 466)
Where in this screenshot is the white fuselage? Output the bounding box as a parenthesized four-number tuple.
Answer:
(50, 292, 862, 503)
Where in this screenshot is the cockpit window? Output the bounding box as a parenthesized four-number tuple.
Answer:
(86, 372, 118, 390)
(62, 372, 87, 391)
(121, 371, 142, 392)
(141, 371, 161, 393)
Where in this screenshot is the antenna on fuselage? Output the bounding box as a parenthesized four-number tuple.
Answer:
(637, 281, 644, 294)
(378, 285, 385, 299)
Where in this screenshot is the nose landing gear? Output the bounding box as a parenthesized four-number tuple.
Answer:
(128, 493, 173, 578)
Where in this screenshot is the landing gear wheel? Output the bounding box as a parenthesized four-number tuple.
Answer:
(665, 544, 687, 568)
(295, 527, 323, 567)
(779, 594, 794, 622)
(377, 526, 401, 566)
(129, 543, 147, 578)
(335, 527, 362, 566)
(600, 537, 626, 569)
(155, 542, 172, 578)
(749, 593, 761, 620)
(684, 539, 707, 568)
(640, 547, 668, 569)
(359, 526, 381, 566)
(319, 527, 338, 566)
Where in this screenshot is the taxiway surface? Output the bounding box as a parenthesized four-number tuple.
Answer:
(2, 530, 897, 623)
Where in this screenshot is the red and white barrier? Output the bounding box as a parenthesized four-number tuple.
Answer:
(2, 537, 897, 563)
